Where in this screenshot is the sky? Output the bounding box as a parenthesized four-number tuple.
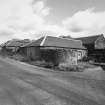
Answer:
(0, 0, 105, 43)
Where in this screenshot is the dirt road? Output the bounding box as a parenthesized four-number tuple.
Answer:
(0, 57, 105, 105)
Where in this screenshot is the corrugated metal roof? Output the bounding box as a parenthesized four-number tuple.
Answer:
(22, 36, 85, 49)
(1, 39, 30, 47)
(21, 37, 44, 47)
(75, 34, 103, 44)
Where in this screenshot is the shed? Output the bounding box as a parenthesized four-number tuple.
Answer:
(21, 36, 86, 65)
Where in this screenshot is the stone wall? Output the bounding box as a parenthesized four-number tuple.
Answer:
(21, 46, 86, 65)
(40, 47, 86, 65)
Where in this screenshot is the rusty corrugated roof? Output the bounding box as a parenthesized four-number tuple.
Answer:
(75, 34, 103, 45)
(22, 36, 86, 49)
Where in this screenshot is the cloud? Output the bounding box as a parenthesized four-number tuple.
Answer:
(39, 24, 70, 36)
(3, 0, 105, 42)
(32, 1, 50, 17)
(0, 30, 14, 36)
(63, 8, 105, 37)
(0, 0, 69, 43)
(0, 0, 46, 41)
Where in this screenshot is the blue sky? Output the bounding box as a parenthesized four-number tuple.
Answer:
(0, 0, 105, 43)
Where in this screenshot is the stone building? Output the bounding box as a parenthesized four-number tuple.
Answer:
(20, 36, 86, 65)
(76, 34, 105, 62)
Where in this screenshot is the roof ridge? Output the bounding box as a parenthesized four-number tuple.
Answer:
(40, 35, 47, 46)
(76, 34, 103, 39)
(20, 35, 85, 49)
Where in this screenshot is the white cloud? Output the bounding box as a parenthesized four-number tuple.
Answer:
(63, 8, 105, 37)
(2, 0, 105, 43)
(0, 0, 70, 43)
(36, 24, 69, 36)
(32, 1, 50, 17)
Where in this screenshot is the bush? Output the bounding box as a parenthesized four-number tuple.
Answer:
(29, 60, 54, 69)
(58, 63, 80, 72)
(10, 54, 29, 62)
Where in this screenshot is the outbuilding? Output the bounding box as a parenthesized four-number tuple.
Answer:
(20, 36, 86, 65)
